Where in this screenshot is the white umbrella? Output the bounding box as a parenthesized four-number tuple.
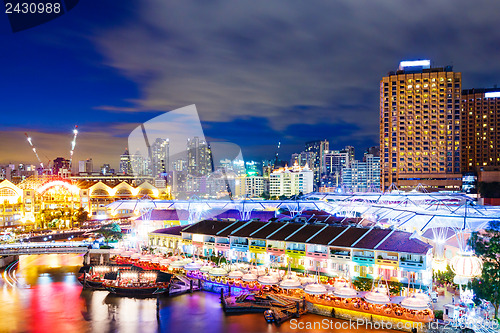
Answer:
(279, 276, 301, 289)
(209, 267, 228, 277)
(199, 265, 212, 273)
(169, 260, 186, 268)
(333, 283, 358, 298)
(364, 290, 391, 305)
(300, 276, 316, 285)
(249, 266, 266, 276)
(242, 272, 258, 282)
(258, 274, 279, 285)
(228, 270, 244, 279)
(184, 261, 202, 271)
(401, 295, 429, 310)
(304, 283, 328, 295)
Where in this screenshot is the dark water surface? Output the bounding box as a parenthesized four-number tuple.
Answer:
(0, 256, 398, 333)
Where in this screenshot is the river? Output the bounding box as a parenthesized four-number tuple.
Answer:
(0, 255, 398, 333)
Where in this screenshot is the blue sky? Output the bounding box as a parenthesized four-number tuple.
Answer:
(1, 0, 500, 168)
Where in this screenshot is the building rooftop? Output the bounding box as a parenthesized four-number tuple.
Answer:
(150, 225, 184, 236)
(182, 220, 432, 254)
(462, 87, 500, 96)
(137, 209, 190, 221)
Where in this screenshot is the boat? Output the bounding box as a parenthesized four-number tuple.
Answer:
(103, 270, 173, 297)
(77, 265, 116, 290)
(264, 309, 275, 323)
(78, 274, 106, 289)
(104, 282, 170, 297)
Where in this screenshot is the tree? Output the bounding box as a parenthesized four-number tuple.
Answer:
(470, 222, 500, 319)
(433, 264, 455, 286)
(73, 207, 88, 227)
(96, 223, 123, 244)
(260, 191, 270, 200)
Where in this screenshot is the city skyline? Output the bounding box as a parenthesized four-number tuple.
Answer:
(2, 1, 500, 167)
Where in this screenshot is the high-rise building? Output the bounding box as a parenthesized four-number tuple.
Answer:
(245, 161, 260, 176)
(151, 138, 169, 177)
(304, 139, 329, 187)
(245, 176, 267, 197)
(461, 88, 500, 173)
(380, 60, 462, 191)
(269, 165, 314, 197)
(342, 153, 381, 192)
(290, 152, 315, 169)
(52, 157, 70, 175)
(119, 149, 132, 175)
(78, 158, 93, 174)
(187, 137, 212, 177)
(366, 146, 380, 157)
(130, 152, 150, 176)
(323, 148, 351, 175)
(100, 164, 113, 175)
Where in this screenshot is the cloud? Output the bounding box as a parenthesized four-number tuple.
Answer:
(88, 0, 500, 155)
(93, 105, 144, 113)
(0, 123, 134, 169)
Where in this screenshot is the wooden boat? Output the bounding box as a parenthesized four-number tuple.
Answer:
(104, 282, 170, 297)
(103, 270, 173, 297)
(78, 273, 106, 289)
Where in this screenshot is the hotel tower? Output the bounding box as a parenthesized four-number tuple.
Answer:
(380, 60, 462, 191)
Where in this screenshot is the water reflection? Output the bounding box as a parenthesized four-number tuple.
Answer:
(0, 256, 397, 333)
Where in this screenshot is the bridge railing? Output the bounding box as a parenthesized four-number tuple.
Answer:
(0, 242, 90, 255)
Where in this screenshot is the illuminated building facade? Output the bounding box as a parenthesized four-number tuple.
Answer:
(119, 149, 133, 175)
(269, 164, 314, 197)
(0, 176, 170, 227)
(305, 140, 329, 187)
(187, 137, 212, 177)
(154, 219, 433, 287)
(341, 153, 381, 192)
(380, 60, 462, 191)
(461, 88, 500, 172)
(151, 138, 170, 177)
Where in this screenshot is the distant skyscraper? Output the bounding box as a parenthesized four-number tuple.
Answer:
(151, 138, 169, 177)
(344, 146, 355, 164)
(119, 149, 132, 175)
(380, 60, 462, 191)
(187, 137, 212, 177)
(78, 158, 93, 173)
(101, 164, 112, 175)
(130, 151, 150, 176)
(52, 157, 70, 175)
(323, 148, 351, 175)
(290, 152, 315, 168)
(366, 146, 380, 157)
(305, 139, 329, 187)
(342, 153, 380, 192)
(461, 88, 500, 173)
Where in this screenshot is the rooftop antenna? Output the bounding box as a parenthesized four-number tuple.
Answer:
(24, 132, 44, 168)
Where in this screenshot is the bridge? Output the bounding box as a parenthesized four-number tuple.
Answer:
(0, 242, 90, 255)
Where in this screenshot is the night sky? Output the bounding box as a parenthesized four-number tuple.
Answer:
(1, 0, 500, 169)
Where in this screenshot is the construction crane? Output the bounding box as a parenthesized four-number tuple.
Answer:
(24, 132, 43, 168)
(69, 125, 78, 169)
